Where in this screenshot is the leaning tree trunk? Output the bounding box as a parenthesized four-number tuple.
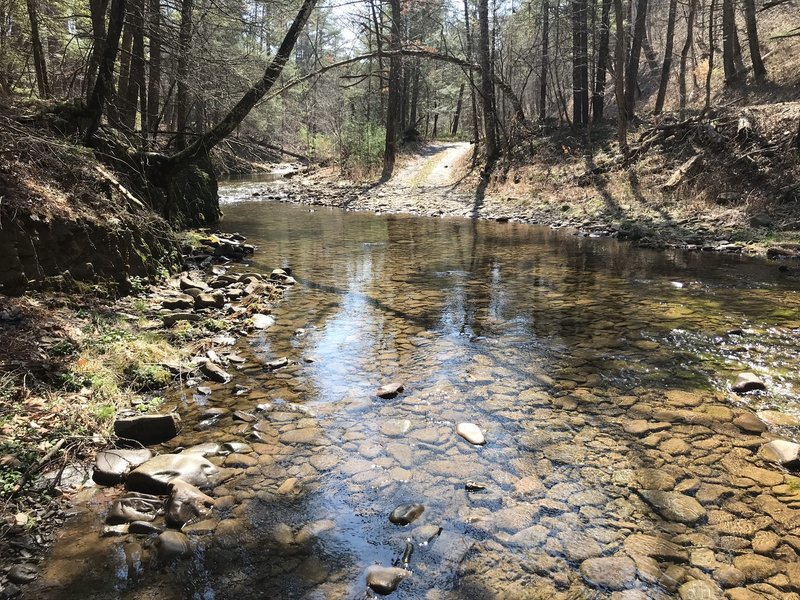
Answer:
(654, 0, 678, 115)
(678, 0, 696, 119)
(26, 0, 50, 98)
(164, 0, 317, 169)
(613, 0, 627, 154)
(478, 0, 497, 160)
(382, 0, 402, 179)
(624, 0, 648, 120)
(592, 0, 611, 121)
(741, 0, 766, 80)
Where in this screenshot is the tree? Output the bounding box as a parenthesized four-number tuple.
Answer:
(741, 0, 766, 81)
(147, 0, 162, 139)
(571, 0, 589, 126)
(678, 0, 697, 119)
(592, 0, 611, 121)
(175, 0, 194, 149)
(25, 0, 49, 97)
(478, 0, 497, 159)
(624, 0, 649, 119)
(539, 0, 549, 125)
(654, 0, 678, 115)
(721, 0, 744, 84)
(613, 0, 627, 154)
(382, 0, 402, 179)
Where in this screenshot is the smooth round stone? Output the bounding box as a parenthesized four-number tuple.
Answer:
(366, 566, 410, 595)
(758, 439, 800, 467)
(389, 503, 425, 526)
(126, 453, 218, 494)
(456, 422, 485, 445)
(638, 490, 706, 524)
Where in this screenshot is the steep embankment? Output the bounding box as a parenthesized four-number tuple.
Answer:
(0, 107, 184, 295)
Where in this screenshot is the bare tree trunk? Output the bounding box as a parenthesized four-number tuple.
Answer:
(452, 82, 465, 136)
(382, 0, 402, 179)
(463, 0, 479, 147)
(478, 0, 497, 159)
(572, 0, 589, 126)
(84, 0, 127, 140)
(539, 0, 549, 124)
(86, 0, 110, 99)
(121, 0, 145, 131)
(175, 0, 194, 150)
(166, 0, 317, 168)
(678, 0, 696, 119)
(116, 12, 133, 125)
(614, 0, 627, 154)
(592, 0, 611, 120)
(624, 0, 648, 119)
(741, 0, 766, 80)
(147, 0, 162, 139)
(721, 0, 743, 83)
(653, 0, 678, 115)
(704, 0, 716, 111)
(26, 0, 50, 97)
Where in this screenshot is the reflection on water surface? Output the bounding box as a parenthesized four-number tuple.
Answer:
(31, 190, 800, 600)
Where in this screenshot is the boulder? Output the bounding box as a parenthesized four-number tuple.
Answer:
(93, 448, 152, 485)
(179, 276, 209, 292)
(195, 291, 224, 309)
(733, 413, 767, 433)
(114, 414, 179, 446)
(106, 494, 160, 525)
(126, 453, 218, 494)
(162, 294, 195, 310)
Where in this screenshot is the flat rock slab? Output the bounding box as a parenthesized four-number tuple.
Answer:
(93, 448, 153, 485)
(638, 490, 707, 524)
(375, 382, 404, 399)
(623, 533, 688, 562)
(114, 414, 179, 446)
(456, 422, 486, 445)
(733, 412, 767, 433)
(201, 362, 232, 384)
(366, 566, 410, 595)
(127, 453, 218, 495)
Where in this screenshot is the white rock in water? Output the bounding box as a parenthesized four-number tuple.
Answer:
(251, 314, 275, 329)
(456, 422, 486, 445)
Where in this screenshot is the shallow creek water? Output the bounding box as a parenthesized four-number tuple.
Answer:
(30, 183, 800, 599)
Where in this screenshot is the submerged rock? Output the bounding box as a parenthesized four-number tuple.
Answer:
(251, 314, 275, 329)
(580, 556, 636, 590)
(8, 564, 39, 584)
(366, 566, 410, 595)
(166, 479, 215, 527)
(639, 490, 706, 524)
(389, 503, 425, 525)
(113, 414, 179, 446)
(106, 495, 159, 525)
(732, 372, 766, 393)
(678, 579, 723, 600)
(93, 448, 152, 485)
(456, 422, 486, 445)
(156, 531, 192, 562)
(375, 382, 404, 399)
(127, 453, 218, 494)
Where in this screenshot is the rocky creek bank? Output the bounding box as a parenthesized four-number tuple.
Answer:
(0, 230, 296, 597)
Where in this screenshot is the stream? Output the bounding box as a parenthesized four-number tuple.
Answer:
(28, 179, 800, 599)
